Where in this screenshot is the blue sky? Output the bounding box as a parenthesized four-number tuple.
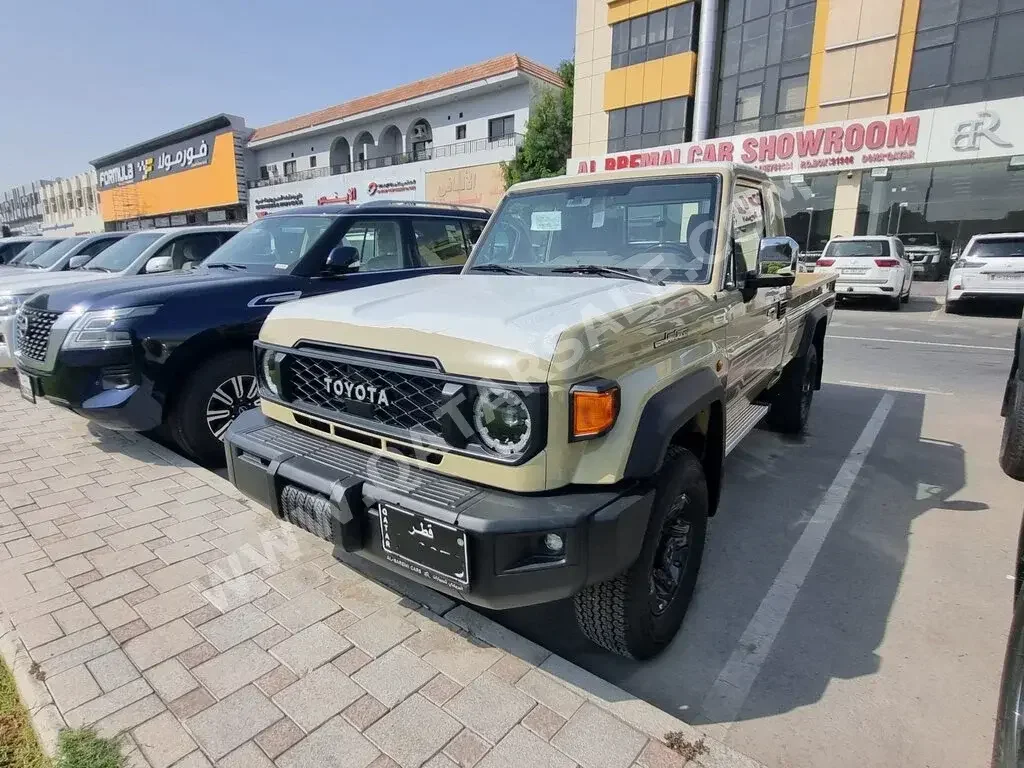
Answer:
(0, 0, 575, 189)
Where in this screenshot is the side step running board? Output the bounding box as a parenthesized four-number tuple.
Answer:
(724, 402, 771, 456)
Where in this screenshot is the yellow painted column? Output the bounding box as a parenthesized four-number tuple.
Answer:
(803, 0, 831, 125)
(889, 0, 922, 113)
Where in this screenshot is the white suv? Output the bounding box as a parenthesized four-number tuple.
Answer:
(946, 233, 1024, 314)
(817, 235, 913, 310)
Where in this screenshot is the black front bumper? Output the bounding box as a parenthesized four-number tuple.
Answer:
(19, 347, 162, 432)
(225, 409, 655, 610)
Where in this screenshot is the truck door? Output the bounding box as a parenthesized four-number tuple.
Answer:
(725, 183, 785, 403)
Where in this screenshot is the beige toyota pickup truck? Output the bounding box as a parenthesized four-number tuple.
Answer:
(225, 163, 836, 659)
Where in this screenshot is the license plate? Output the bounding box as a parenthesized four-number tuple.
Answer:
(379, 505, 468, 589)
(991, 273, 1024, 281)
(841, 268, 867, 275)
(17, 371, 35, 404)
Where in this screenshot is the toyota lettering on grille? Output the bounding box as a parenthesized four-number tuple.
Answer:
(322, 375, 392, 407)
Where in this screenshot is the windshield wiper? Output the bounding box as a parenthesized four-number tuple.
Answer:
(83, 266, 113, 272)
(550, 264, 664, 285)
(205, 263, 248, 271)
(469, 263, 532, 276)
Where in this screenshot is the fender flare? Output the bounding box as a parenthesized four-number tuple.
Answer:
(1002, 320, 1024, 416)
(796, 303, 829, 359)
(623, 367, 725, 480)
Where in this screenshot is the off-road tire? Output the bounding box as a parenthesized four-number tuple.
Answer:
(169, 350, 257, 468)
(1000, 381, 1024, 481)
(992, 590, 1024, 767)
(573, 446, 708, 659)
(767, 343, 818, 434)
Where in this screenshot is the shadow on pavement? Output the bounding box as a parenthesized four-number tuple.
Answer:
(835, 295, 937, 314)
(488, 383, 980, 729)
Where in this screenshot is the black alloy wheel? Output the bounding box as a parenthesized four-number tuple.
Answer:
(650, 494, 692, 616)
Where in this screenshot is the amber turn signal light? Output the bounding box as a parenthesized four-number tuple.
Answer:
(571, 383, 620, 440)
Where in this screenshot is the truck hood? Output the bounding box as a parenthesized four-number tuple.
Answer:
(0, 269, 113, 297)
(261, 273, 706, 383)
(27, 269, 264, 311)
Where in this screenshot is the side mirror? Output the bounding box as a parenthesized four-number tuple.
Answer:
(324, 245, 360, 274)
(740, 236, 799, 302)
(144, 255, 174, 274)
(67, 254, 92, 270)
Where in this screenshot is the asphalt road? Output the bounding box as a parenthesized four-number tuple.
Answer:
(492, 289, 1024, 768)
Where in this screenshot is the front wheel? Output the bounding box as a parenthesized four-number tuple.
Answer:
(573, 446, 708, 659)
(992, 591, 1024, 767)
(169, 350, 260, 467)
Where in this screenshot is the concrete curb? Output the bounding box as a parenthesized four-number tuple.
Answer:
(0, 614, 65, 757)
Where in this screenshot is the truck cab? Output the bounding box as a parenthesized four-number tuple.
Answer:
(224, 164, 834, 659)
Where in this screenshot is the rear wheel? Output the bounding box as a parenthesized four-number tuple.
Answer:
(991, 590, 1024, 767)
(573, 446, 708, 659)
(168, 350, 260, 467)
(767, 343, 818, 434)
(889, 292, 902, 311)
(901, 280, 910, 303)
(944, 299, 961, 314)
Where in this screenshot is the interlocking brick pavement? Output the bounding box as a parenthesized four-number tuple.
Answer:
(0, 374, 763, 767)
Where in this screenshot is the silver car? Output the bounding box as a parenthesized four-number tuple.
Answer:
(945, 233, 1024, 314)
(0, 225, 242, 367)
(0, 232, 128, 274)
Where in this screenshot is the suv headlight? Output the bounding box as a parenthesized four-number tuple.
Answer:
(0, 295, 26, 318)
(473, 387, 532, 457)
(259, 349, 286, 396)
(63, 306, 160, 350)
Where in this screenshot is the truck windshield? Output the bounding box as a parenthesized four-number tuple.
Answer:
(825, 241, 889, 257)
(968, 239, 1024, 258)
(898, 233, 938, 247)
(11, 239, 64, 265)
(468, 177, 720, 284)
(26, 237, 86, 269)
(203, 216, 334, 273)
(84, 232, 163, 272)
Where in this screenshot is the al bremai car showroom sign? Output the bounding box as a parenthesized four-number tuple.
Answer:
(570, 97, 1024, 178)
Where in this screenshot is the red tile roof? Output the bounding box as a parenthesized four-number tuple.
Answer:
(249, 54, 563, 144)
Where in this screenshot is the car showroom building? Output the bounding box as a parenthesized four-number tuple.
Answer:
(572, 0, 1024, 254)
(245, 54, 564, 218)
(39, 171, 104, 236)
(91, 114, 254, 231)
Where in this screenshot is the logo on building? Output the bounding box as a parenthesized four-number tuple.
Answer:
(367, 179, 417, 196)
(317, 188, 357, 205)
(951, 110, 1013, 152)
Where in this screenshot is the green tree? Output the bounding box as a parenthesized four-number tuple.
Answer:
(501, 60, 574, 188)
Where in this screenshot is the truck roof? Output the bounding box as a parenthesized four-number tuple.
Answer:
(509, 162, 771, 194)
(267, 201, 491, 218)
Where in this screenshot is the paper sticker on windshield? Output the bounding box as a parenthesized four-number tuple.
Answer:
(565, 197, 591, 208)
(591, 199, 606, 228)
(274, 263, 289, 270)
(531, 211, 562, 231)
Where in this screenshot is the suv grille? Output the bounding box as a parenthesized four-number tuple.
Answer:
(284, 355, 446, 439)
(15, 307, 60, 363)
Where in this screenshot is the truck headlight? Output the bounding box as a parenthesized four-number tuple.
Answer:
(0, 295, 26, 318)
(63, 306, 160, 350)
(259, 349, 285, 396)
(473, 388, 532, 457)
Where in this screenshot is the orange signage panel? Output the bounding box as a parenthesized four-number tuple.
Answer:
(99, 132, 240, 222)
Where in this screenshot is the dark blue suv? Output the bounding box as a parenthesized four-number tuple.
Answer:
(16, 202, 489, 465)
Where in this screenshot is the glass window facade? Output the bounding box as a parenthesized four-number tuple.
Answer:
(854, 161, 1024, 252)
(907, 0, 1024, 110)
(781, 175, 838, 254)
(715, 0, 817, 137)
(611, 3, 697, 69)
(608, 97, 690, 151)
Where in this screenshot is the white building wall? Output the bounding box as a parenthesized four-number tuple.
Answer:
(40, 171, 104, 235)
(251, 81, 542, 177)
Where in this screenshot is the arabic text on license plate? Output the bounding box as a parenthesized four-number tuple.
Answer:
(991, 273, 1024, 280)
(841, 268, 867, 275)
(379, 505, 469, 589)
(17, 371, 35, 404)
